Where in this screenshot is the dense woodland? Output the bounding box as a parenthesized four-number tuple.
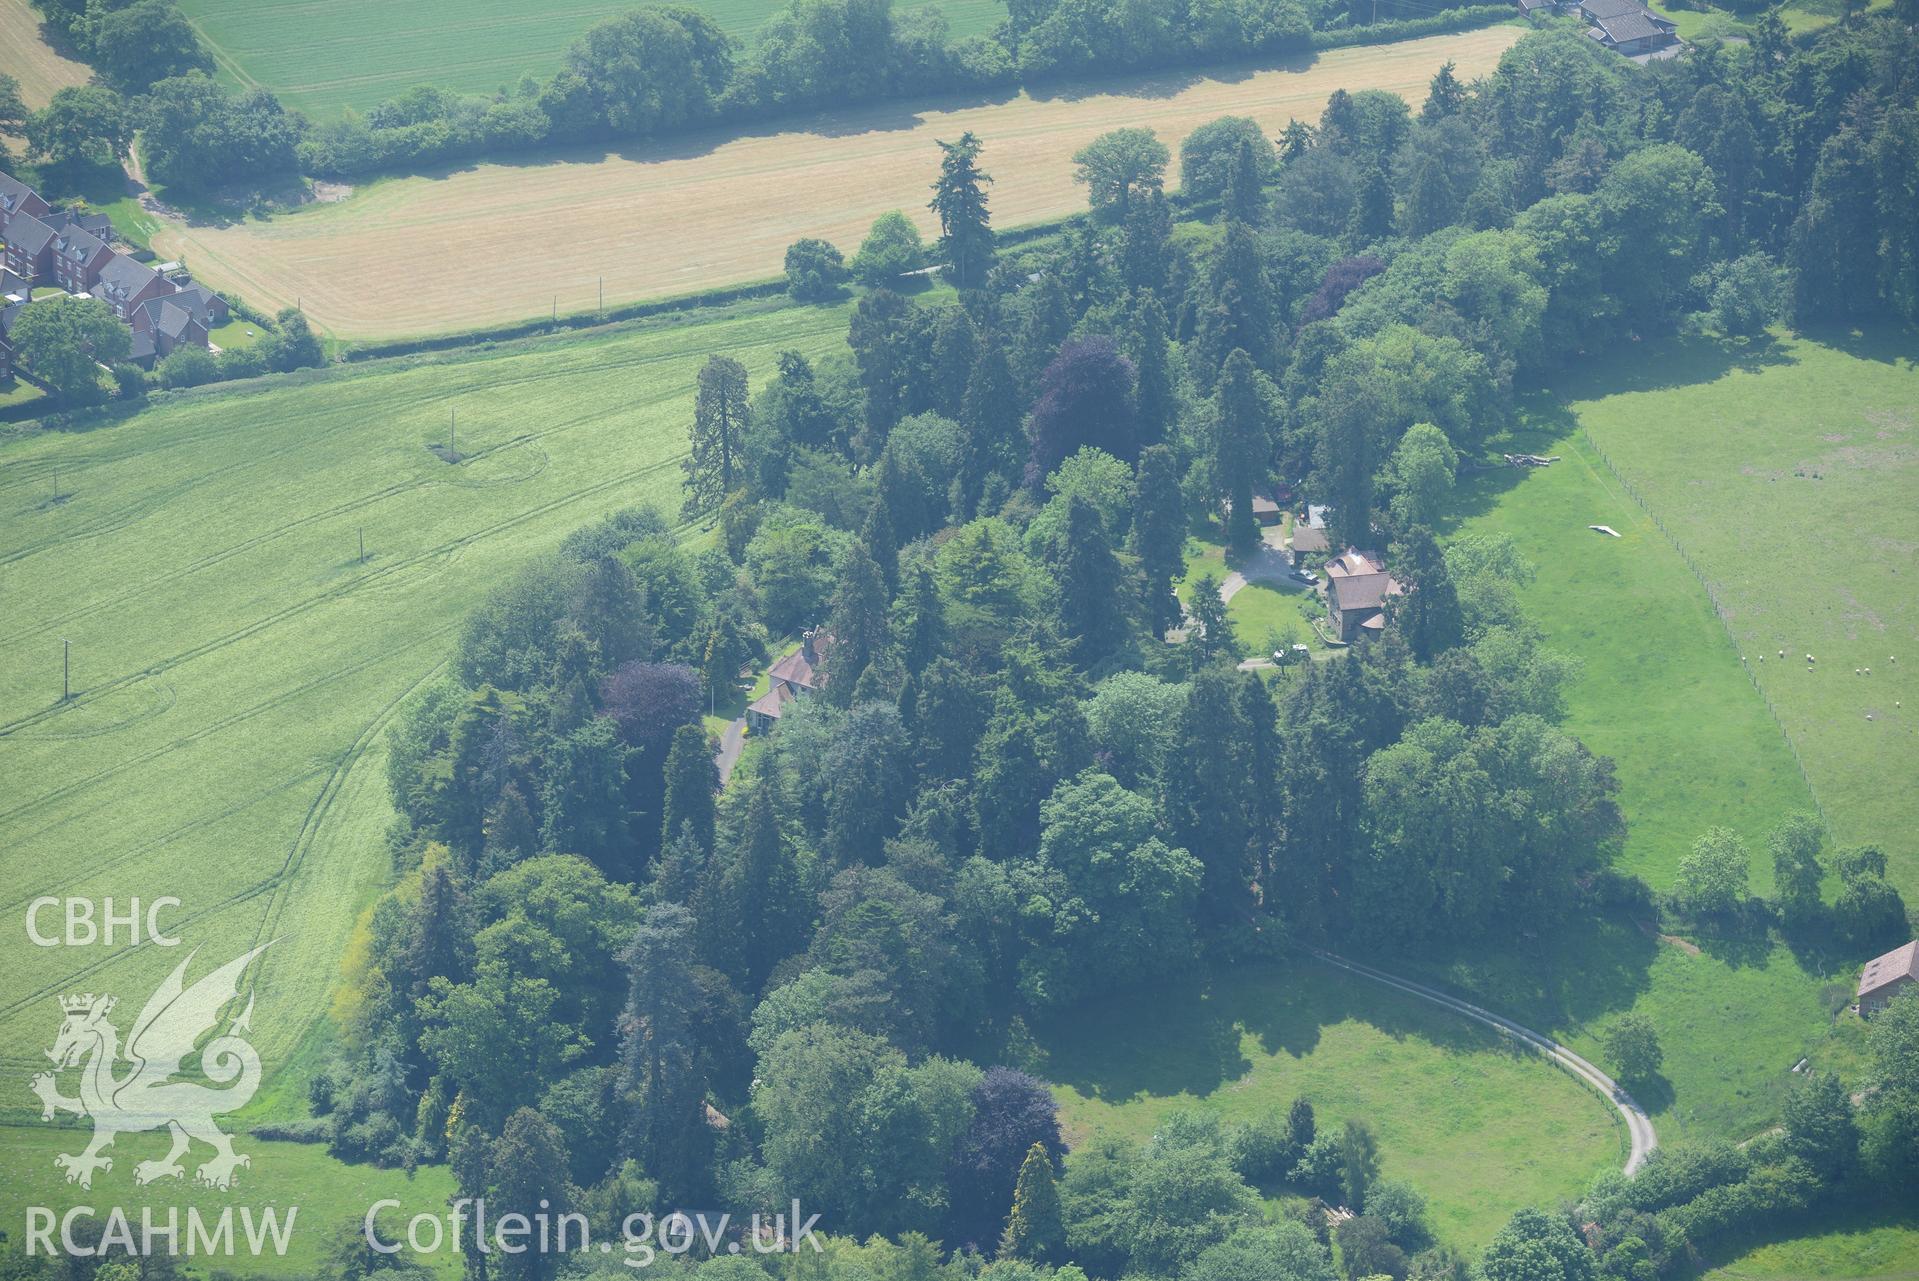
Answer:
(175, 18, 1919, 1281)
(6, 14, 1917, 1281)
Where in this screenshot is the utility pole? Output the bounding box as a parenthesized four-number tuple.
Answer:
(62, 639, 70, 702)
(358, 526, 366, 564)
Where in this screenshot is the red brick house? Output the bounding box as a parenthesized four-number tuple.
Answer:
(51, 226, 116, 295)
(131, 295, 211, 364)
(95, 254, 175, 321)
(3, 213, 59, 284)
(0, 173, 51, 240)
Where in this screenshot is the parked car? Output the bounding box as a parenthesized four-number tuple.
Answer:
(1292, 568, 1319, 585)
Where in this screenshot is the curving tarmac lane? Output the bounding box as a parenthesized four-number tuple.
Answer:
(1303, 946, 1659, 1175)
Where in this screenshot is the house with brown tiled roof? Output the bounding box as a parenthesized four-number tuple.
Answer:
(747, 628, 832, 732)
(1324, 547, 1403, 642)
(1859, 940, 1919, 1016)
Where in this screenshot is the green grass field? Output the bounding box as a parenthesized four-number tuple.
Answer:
(1705, 1207, 1919, 1280)
(0, 299, 848, 1153)
(178, 0, 1010, 120)
(1042, 957, 1621, 1250)
(1566, 331, 1919, 896)
(0, 1125, 459, 1276)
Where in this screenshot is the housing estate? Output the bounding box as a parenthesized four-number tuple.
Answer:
(0, 173, 225, 382)
(1858, 939, 1919, 1016)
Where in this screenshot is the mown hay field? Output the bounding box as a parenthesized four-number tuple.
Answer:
(178, 0, 1010, 120)
(0, 0, 92, 110)
(0, 301, 847, 1122)
(148, 27, 1523, 341)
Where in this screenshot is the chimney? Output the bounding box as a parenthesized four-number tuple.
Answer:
(801, 629, 817, 665)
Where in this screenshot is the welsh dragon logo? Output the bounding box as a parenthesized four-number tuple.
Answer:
(30, 945, 269, 1190)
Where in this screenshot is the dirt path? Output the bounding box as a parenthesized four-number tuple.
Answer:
(1305, 946, 1660, 1175)
(147, 27, 1523, 340)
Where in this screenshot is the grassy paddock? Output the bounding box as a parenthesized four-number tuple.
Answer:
(1043, 958, 1621, 1250)
(0, 299, 848, 1165)
(1399, 341, 1901, 1147)
(1562, 330, 1919, 895)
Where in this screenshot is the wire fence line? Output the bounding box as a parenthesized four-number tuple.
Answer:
(1578, 428, 1831, 831)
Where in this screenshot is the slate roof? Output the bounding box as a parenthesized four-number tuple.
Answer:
(137, 296, 202, 342)
(1579, 0, 1644, 20)
(1291, 523, 1330, 554)
(7, 213, 58, 257)
(0, 172, 49, 221)
(747, 682, 798, 722)
(96, 254, 167, 303)
(1593, 8, 1670, 42)
(0, 300, 26, 341)
(768, 632, 830, 691)
(54, 226, 114, 273)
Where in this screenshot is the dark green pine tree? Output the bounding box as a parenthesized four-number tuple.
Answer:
(973, 710, 1047, 857)
(1237, 672, 1282, 891)
(861, 489, 900, 597)
(1214, 349, 1271, 554)
(650, 820, 705, 906)
(487, 1109, 575, 1281)
(680, 354, 750, 521)
(1395, 526, 1464, 661)
(1314, 375, 1384, 551)
(875, 447, 924, 546)
(930, 131, 995, 289)
(479, 782, 537, 878)
(1016, 272, 1075, 397)
(1222, 133, 1267, 224)
(1165, 666, 1255, 927)
(616, 905, 710, 1205)
(659, 722, 717, 854)
(1349, 161, 1396, 243)
(401, 861, 472, 1002)
(929, 305, 978, 419)
(1194, 220, 1278, 380)
(893, 560, 946, 675)
(826, 542, 892, 700)
(1121, 188, 1173, 295)
(957, 336, 1022, 516)
(1133, 444, 1187, 637)
(733, 760, 804, 991)
(569, 554, 654, 672)
(1420, 59, 1464, 122)
(1052, 495, 1130, 666)
(1126, 291, 1176, 446)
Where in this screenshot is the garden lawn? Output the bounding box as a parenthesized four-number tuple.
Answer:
(1228, 581, 1318, 655)
(177, 0, 1009, 119)
(0, 1124, 459, 1276)
(0, 297, 847, 1165)
(1043, 957, 1622, 1251)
